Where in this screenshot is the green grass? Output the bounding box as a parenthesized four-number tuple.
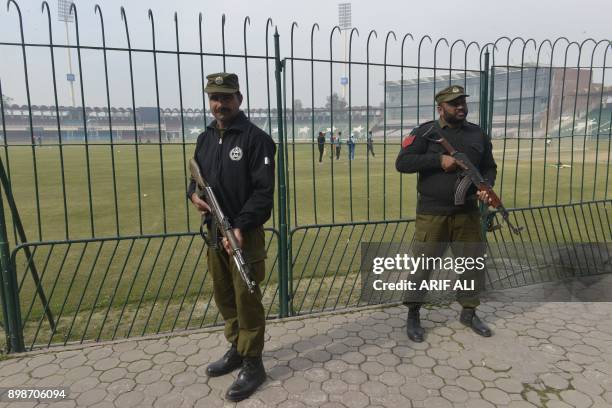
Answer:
(0, 137, 610, 350)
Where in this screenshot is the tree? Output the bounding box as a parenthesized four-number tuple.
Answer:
(1, 93, 12, 106)
(293, 99, 303, 111)
(325, 93, 347, 110)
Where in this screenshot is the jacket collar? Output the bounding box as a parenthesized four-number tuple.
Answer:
(437, 117, 466, 129)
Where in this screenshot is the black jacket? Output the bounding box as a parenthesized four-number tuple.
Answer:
(395, 119, 497, 215)
(187, 112, 276, 231)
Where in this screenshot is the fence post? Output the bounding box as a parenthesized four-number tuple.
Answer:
(273, 28, 289, 318)
(480, 50, 491, 238)
(0, 160, 24, 352)
(481, 50, 490, 132)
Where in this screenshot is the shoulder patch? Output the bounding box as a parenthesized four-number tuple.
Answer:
(402, 134, 416, 149)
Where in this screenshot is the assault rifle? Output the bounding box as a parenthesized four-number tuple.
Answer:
(189, 158, 257, 293)
(425, 134, 523, 235)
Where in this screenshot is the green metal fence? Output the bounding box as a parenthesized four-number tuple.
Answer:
(0, 1, 610, 352)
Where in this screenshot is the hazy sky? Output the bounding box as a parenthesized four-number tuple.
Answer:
(0, 0, 610, 109)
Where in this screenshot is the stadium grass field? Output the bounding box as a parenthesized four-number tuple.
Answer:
(1, 137, 610, 348)
(3, 137, 610, 239)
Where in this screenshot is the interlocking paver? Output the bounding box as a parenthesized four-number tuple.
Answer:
(423, 396, 452, 408)
(143, 341, 169, 355)
(440, 384, 468, 402)
(154, 391, 184, 408)
(0, 301, 609, 407)
(360, 380, 387, 397)
(482, 387, 512, 405)
(283, 376, 310, 393)
(106, 378, 136, 396)
(161, 361, 187, 376)
(75, 388, 107, 407)
(559, 389, 593, 408)
(321, 378, 348, 394)
(433, 365, 459, 380)
(27, 354, 55, 368)
(342, 369, 368, 385)
(379, 371, 405, 387)
(99, 367, 127, 383)
(71, 377, 99, 393)
(118, 349, 148, 363)
(340, 390, 369, 408)
(134, 368, 163, 385)
(127, 359, 153, 373)
(171, 371, 198, 387)
(114, 390, 145, 408)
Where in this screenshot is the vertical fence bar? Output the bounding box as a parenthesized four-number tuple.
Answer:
(70, 4, 96, 237)
(274, 28, 289, 318)
(310, 24, 319, 224)
(198, 13, 208, 130)
(174, 13, 189, 230)
(591, 43, 610, 201)
(581, 41, 605, 202)
(382, 31, 396, 220)
(365, 31, 377, 220)
(95, 5, 120, 236)
(265, 19, 273, 138)
(347, 28, 359, 222)
(399, 33, 413, 219)
(480, 46, 491, 240)
(555, 43, 576, 204)
(121, 7, 143, 235)
(42, 2, 69, 239)
(528, 41, 548, 207)
(512, 40, 535, 207)
(8, 0, 42, 240)
(243, 17, 251, 117)
(481, 50, 490, 131)
(148, 10, 168, 233)
(0, 79, 8, 347)
(329, 26, 340, 224)
(221, 14, 226, 71)
(290, 23, 298, 226)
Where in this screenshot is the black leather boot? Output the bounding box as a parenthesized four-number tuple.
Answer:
(406, 304, 425, 342)
(205, 344, 243, 377)
(460, 308, 492, 337)
(225, 356, 267, 402)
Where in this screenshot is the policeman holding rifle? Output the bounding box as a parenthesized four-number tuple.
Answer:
(396, 85, 498, 343)
(188, 72, 276, 402)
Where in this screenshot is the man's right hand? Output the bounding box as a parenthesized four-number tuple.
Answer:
(190, 193, 211, 214)
(440, 154, 458, 172)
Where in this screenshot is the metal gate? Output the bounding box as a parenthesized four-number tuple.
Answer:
(0, 2, 610, 352)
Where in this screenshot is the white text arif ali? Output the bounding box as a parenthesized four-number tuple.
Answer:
(372, 279, 475, 291)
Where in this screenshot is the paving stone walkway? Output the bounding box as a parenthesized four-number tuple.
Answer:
(0, 301, 611, 407)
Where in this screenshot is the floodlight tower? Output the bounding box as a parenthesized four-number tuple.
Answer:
(338, 3, 351, 100)
(58, 0, 76, 107)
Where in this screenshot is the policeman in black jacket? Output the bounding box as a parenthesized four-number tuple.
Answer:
(396, 85, 496, 342)
(188, 73, 276, 402)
